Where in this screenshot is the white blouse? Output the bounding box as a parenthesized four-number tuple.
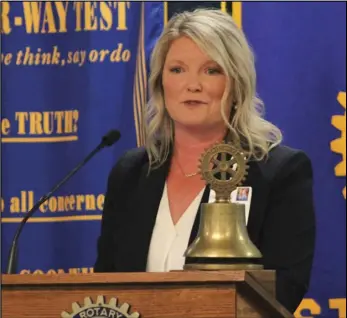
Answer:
(146, 183, 252, 272)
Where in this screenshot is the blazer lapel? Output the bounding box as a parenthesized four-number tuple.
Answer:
(242, 159, 268, 245)
(122, 156, 172, 271)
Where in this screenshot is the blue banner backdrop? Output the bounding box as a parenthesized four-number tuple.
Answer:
(1, 1, 162, 271)
(1, 2, 346, 317)
(240, 3, 346, 317)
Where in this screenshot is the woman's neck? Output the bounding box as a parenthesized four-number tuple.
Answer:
(173, 124, 226, 159)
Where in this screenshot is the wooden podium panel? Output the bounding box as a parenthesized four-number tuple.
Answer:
(2, 270, 294, 318)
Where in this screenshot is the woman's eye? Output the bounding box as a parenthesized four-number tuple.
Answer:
(206, 68, 222, 75)
(169, 67, 183, 73)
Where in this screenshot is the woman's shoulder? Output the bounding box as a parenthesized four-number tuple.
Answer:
(254, 144, 313, 183)
(117, 146, 148, 167)
(107, 147, 149, 182)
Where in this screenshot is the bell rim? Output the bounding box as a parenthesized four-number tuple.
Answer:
(183, 263, 264, 271)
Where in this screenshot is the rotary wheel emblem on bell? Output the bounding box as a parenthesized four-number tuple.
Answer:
(198, 141, 248, 202)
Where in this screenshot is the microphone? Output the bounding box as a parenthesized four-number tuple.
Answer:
(6, 129, 121, 274)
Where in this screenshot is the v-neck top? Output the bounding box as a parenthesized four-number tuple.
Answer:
(146, 182, 205, 272)
(146, 183, 252, 272)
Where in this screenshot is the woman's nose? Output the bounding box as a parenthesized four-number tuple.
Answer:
(186, 75, 202, 92)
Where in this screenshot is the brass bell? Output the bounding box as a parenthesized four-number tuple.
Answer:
(183, 140, 263, 270)
(184, 200, 263, 270)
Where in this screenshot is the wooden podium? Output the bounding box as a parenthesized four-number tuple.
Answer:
(2, 270, 294, 318)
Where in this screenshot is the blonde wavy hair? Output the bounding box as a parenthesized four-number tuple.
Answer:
(145, 8, 282, 168)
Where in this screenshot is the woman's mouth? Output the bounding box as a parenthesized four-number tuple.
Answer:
(183, 100, 207, 106)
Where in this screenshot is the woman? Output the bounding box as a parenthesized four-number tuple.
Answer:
(94, 9, 316, 313)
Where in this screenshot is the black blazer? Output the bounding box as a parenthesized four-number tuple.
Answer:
(94, 144, 316, 313)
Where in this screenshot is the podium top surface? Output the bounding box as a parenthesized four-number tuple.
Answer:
(3, 270, 274, 286)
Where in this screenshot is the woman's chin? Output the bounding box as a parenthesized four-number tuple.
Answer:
(174, 119, 221, 131)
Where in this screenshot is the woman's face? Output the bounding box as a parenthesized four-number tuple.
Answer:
(162, 36, 232, 131)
